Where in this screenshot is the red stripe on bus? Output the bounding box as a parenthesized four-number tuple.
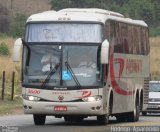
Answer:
(110, 55, 135, 96)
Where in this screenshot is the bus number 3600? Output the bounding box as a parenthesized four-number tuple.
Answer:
(28, 89, 40, 94)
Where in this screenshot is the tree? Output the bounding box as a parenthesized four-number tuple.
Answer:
(51, 0, 70, 10)
(10, 13, 27, 37)
(50, 0, 160, 36)
(0, 4, 9, 15)
(51, 0, 108, 10)
(0, 4, 10, 34)
(0, 15, 10, 33)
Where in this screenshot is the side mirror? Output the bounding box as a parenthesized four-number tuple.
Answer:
(101, 40, 109, 64)
(12, 38, 22, 62)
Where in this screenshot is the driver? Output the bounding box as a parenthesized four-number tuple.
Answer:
(41, 53, 59, 72)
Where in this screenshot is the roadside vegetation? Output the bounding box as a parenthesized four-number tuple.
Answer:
(0, 98, 22, 115)
(150, 36, 160, 80)
(0, 36, 21, 115)
(0, 36, 20, 78)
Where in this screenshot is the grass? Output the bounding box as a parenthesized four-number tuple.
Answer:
(0, 37, 22, 115)
(150, 36, 160, 80)
(0, 37, 20, 79)
(0, 56, 20, 80)
(0, 98, 23, 115)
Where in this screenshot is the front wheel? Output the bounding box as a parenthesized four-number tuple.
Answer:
(33, 114, 46, 125)
(97, 114, 109, 125)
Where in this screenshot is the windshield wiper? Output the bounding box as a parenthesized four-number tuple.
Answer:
(65, 61, 81, 88)
(41, 63, 59, 88)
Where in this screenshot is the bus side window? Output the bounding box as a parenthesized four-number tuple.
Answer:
(128, 25, 133, 54)
(142, 28, 147, 55)
(119, 23, 124, 53)
(141, 28, 145, 55)
(145, 28, 150, 55)
(122, 23, 129, 54)
(137, 27, 141, 55)
(141, 27, 150, 55)
(109, 21, 115, 42)
(114, 22, 123, 53)
(109, 20, 115, 54)
(105, 21, 110, 39)
(133, 26, 138, 54)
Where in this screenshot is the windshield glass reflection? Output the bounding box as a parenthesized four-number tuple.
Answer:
(23, 45, 102, 88)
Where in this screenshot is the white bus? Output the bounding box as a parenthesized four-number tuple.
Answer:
(13, 8, 150, 125)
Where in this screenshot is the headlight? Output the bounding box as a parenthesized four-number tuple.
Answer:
(22, 95, 40, 101)
(82, 95, 102, 102)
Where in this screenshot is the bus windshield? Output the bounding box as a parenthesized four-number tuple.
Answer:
(149, 82, 160, 92)
(26, 23, 102, 43)
(23, 44, 102, 88)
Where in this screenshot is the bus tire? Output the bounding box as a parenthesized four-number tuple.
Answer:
(127, 98, 140, 122)
(33, 114, 46, 125)
(97, 114, 109, 125)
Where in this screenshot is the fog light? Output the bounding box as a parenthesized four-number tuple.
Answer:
(91, 107, 95, 110)
(28, 106, 32, 109)
(24, 105, 28, 109)
(96, 106, 101, 110)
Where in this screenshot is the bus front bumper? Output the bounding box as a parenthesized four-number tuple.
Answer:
(23, 99, 106, 116)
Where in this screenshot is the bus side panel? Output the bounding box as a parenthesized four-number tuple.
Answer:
(108, 53, 149, 114)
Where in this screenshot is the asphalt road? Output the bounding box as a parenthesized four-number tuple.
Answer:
(0, 113, 160, 132)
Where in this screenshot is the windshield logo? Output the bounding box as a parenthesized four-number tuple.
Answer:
(76, 90, 92, 98)
(62, 71, 72, 80)
(58, 95, 64, 101)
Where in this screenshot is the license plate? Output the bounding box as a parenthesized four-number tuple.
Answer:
(54, 106, 67, 112)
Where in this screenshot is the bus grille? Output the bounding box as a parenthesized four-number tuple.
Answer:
(143, 77, 150, 104)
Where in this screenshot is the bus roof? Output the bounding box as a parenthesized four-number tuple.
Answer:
(27, 8, 148, 27)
